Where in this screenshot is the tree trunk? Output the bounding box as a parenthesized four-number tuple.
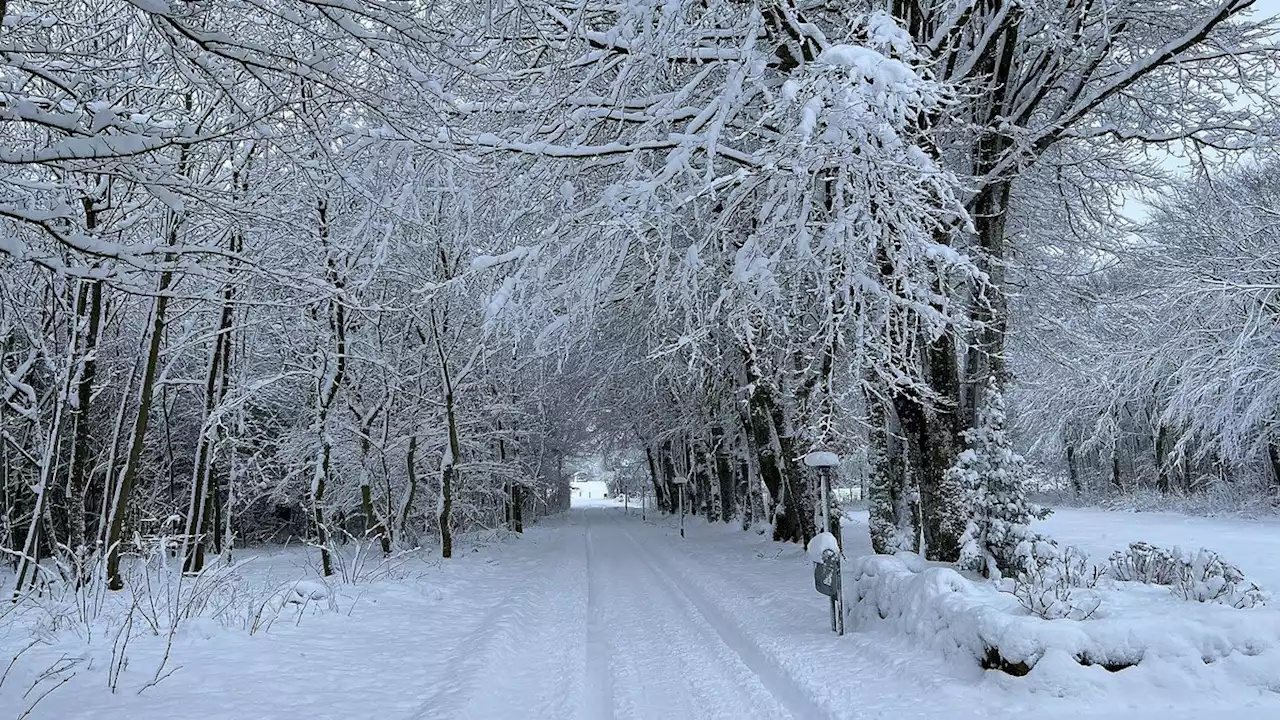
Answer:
(66, 273, 103, 579)
(743, 378, 809, 544)
(868, 397, 920, 555)
(713, 428, 734, 523)
(659, 442, 677, 513)
(511, 482, 524, 533)
(310, 194, 345, 578)
(645, 446, 667, 514)
(14, 348, 75, 597)
(182, 285, 234, 574)
(1066, 444, 1082, 495)
(104, 248, 176, 590)
(400, 434, 420, 540)
(892, 348, 965, 561)
(1155, 425, 1171, 494)
(432, 311, 458, 559)
(1267, 443, 1280, 494)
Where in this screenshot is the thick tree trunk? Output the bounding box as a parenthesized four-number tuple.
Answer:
(891, 335, 966, 562)
(743, 379, 810, 544)
(511, 482, 524, 533)
(645, 446, 667, 514)
(354, 405, 389, 555)
(694, 441, 714, 519)
(659, 442, 677, 513)
(311, 195, 345, 578)
(713, 428, 734, 523)
(868, 397, 920, 554)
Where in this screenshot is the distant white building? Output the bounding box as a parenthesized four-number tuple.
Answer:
(571, 480, 609, 500)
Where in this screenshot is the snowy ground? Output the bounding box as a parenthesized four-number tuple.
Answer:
(2, 502, 1279, 719)
(1037, 507, 1280, 591)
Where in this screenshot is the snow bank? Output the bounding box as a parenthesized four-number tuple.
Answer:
(845, 554, 1280, 678)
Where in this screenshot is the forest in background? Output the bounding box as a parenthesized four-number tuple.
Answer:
(1, 0, 1277, 596)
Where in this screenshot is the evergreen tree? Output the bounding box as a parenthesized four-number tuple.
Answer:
(952, 379, 1050, 577)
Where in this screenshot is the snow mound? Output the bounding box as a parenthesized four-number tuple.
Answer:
(807, 532, 841, 563)
(846, 554, 1280, 680)
(271, 580, 334, 609)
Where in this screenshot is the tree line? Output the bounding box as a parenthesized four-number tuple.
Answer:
(1, 1, 1274, 595)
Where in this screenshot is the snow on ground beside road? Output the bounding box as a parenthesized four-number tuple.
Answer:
(3, 506, 1280, 719)
(1037, 507, 1280, 591)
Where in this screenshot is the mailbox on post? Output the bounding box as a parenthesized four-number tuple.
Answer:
(814, 548, 841, 598)
(805, 450, 844, 636)
(671, 475, 689, 538)
(808, 534, 844, 636)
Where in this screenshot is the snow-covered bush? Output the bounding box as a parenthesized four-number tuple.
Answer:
(1008, 543, 1102, 620)
(1171, 550, 1265, 608)
(1109, 542, 1265, 608)
(1108, 541, 1184, 585)
(953, 380, 1051, 577)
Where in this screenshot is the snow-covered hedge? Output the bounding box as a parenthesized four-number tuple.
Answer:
(1108, 542, 1265, 608)
(845, 553, 1280, 676)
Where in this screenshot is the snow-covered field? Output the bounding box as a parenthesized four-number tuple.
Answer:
(2, 503, 1279, 719)
(1038, 508, 1280, 591)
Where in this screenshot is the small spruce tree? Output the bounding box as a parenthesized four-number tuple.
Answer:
(951, 379, 1050, 578)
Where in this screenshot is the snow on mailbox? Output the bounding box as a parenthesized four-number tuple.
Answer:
(807, 531, 845, 636)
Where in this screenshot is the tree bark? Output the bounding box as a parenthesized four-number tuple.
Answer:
(713, 427, 735, 523)
(67, 271, 102, 577)
(432, 310, 459, 559)
(1066, 444, 1082, 495)
(104, 234, 178, 590)
(645, 446, 667, 514)
(1267, 443, 1280, 493)
(869, 397, 920, 555)
(1155, 424, 1171, 494)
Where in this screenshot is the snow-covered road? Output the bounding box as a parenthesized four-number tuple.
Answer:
(411, 506, 828, 720)
(8, 503, 1280, 719)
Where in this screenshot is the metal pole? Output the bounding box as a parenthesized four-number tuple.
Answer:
(822, 466, 844, 635)
(679, 484, 685, 538)
(820, 467, 830, 535)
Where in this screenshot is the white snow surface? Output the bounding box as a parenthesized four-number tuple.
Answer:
(4, 505, 1280, 719)
(807, 531, 841, 562)
(803, 450, 840, 468)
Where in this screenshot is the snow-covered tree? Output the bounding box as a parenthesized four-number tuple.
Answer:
(954, 379, 1049, 577)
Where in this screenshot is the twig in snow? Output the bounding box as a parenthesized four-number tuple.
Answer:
(17, 671, 75, 720)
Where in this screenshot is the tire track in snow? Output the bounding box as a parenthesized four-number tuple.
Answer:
(611, 514, 837, 720)
(583, 514, 617, 720)
(407, 542, 566, 720)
